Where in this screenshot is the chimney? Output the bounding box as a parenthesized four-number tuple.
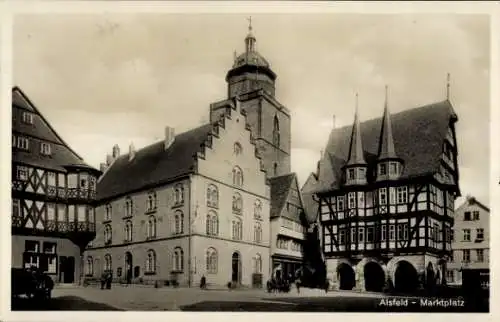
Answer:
(112, 144, 120, 159)
(164, 126, 175, 150)
(99, 162, 108, 172)
(106, 154, 113, 166)
(129, 142, 135, 161)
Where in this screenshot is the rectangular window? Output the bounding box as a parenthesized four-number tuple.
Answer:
(450, 229, 454, 242)
(367, 227, 374, 242)
(337, 196, 345, 211)
(57, 204, 66, 222)
(446, 270, 454, 283)
(348, 192, 356, 209)
(397, 224, 404, 240)
(350, 227, 356, 243)
(476, 249, 484, 262)
(17, 137, 29, 150)
(12, 135, 17, 148)
(358, 168, 366, 180)
(67, 174, 78, 189)
(22, 112, 34, 124)
(12, 199, 20, 218)
(40, 142, 51, 155)
(464, 211, 471, 221)
(68, 205, 75, 223)
(25, 240, 39, 253)
(463, 229, 471, 242)
(77, 205, 86, 222)
(47, 203, 56, 220)
(379, 163, 387, 176)
(389, 225, 395, 241)
(397, 186, 408, 204)
(476, 228, 484, 240)
(47, 172, 56, 186)
(43, 242, 56, 254)
(389, 162, 398, 175)
(348, 168, 355, 180)
(473, 211, 480, 221)
(358, 227, 365, 243)
(379, 188, 387, 205)
(358, 192, 365, 208)
(17, 166, 28, 181)
(339, 229, 345, 244)
(381, 225, 387, 241)
(463, 249, 470, 262)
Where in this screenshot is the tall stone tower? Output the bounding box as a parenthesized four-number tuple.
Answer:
(211, 19, 291, 178)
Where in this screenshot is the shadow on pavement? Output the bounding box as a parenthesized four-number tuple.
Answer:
(11, 296, 124, 311)
(180, 296, 489, 312)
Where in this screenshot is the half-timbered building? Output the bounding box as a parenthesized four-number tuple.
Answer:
(306, 87, 460, 293)
(11, 87, 101, 284)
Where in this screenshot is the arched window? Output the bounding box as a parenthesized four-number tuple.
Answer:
(146, 249, 156, 273)
(254, 222, 262, 243)
(232, 192, 243, 214)
(124, 220, 133, 242)
(253, 254, 262, 274)
(206, 211, 219, 236)
(105, 204, 112, 221)
(206, 247, 218, 274)
(174, 184, 184, 205)
(174, 210, 184, 234)
(234, 142, 243, 155)
(232, 166, 244, 187)
(147, 216, 157, 239)
(173, 247, 184, 271)
(86, 256, 93, 276)
(232, 217, 243, 240)
(254, 199, 262, 219)
(125, 197, 133, 217)
(207, 184, 219, 208)
(273, 115, 280, 147)
(147, 191, 157, 212)
(104, 254, 112, 272)
(104, 224, 112, 244)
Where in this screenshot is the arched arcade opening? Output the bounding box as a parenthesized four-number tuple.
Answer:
(337, 263, 355, 290)
(394, 260, 419, 293)
(364, 261, 386, 292)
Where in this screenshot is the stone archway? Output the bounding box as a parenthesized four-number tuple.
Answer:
(394, 260, 419, 293)
(426, 262, 436, 291)
(337, 263, 355, 290)
(364, 262, 386, 292)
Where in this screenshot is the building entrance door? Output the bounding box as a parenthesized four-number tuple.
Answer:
(59, 256, 75, 283)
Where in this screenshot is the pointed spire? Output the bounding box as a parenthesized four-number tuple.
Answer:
(378, 85, 398, 160)
(346, 93, 367, 166)
(245, 16, 256, 53)
(446, 72, 451, 100)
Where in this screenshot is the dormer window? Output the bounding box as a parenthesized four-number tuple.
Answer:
(22, 112, 34, 124)
(40, 142, 51, 156)
(378, 163, 387, 176)
(348, 169, 355, 180)
(17, 137, 29, 151)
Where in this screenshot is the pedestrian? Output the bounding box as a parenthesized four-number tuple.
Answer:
(295, 277, 301, 294)
(324, 279, 329, 293)
(200, 275, 206, 289)
(106, 272, 112, 289)
(100, 272, 106, 290)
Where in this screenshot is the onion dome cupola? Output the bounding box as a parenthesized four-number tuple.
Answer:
(226, 17, 277, 98)
(343, 93, 368, 186)
(376, 85, 404, 181)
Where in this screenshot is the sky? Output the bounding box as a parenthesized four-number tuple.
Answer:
(12, 13, 490, 207)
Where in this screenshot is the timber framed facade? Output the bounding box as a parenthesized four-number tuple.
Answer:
(11, 87, 100, 284)
(307, 88, 461, 293)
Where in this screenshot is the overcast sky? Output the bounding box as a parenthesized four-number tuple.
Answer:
(13, 13, 490, 206)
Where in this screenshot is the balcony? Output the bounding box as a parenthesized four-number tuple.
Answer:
(11, 181, 97, 201)
(12, 218, 95, 233)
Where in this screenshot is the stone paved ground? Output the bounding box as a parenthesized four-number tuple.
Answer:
(12, 284, 485, 312)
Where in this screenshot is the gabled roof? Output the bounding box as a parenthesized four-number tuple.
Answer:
(269, 173, 295, 219)
(11, 86, 97, 173)
(96, 123, 213, 202)
(456, 196, 490, 213)
(313, 100, 458, 193)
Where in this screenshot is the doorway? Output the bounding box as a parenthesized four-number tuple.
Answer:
(337, 263, 355, 290)
(231, 252, 241, 284)
(59, 256, 75, 283)
(125, 252, 133, 283)
(364, 262, 385, 292)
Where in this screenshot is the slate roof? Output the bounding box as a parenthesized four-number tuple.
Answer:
(12, 87, 98, 173)
(301, 172, 320, 224)
(313, 100, 458, 193)
(96, 123, 214, 202)
(269, 173, 295, 219)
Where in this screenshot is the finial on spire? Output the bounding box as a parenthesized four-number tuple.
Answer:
(446, 72, 451, 100)
(247, 16, 252, 32)
(355, 92, 359, 114)
(384, 85, 388, 107)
